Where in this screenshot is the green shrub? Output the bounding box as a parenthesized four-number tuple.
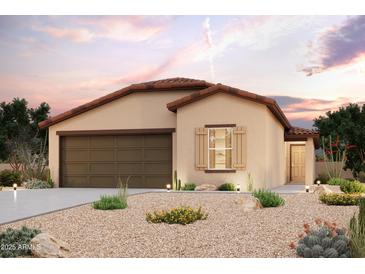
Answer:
(25, 178, 52, 189)
(92, 195, 127, 210)
(93, 177, 128, 210)
(218, 183, 236, 191)
(0, 226, 41, 258)
(181, 183, 196, 191)
(328, 177, 348, 186)
(146, 206, 208, 225)
(349, 198, 365, 257)
(315, 173, 330, 184)
(320, 193, 362, 206)
(340, 180, 365, 194)
(292, 220, 351, 258)
(252, 189, 285, 207)
(0, 169, 22, 187)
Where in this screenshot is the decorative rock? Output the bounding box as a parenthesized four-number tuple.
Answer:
(30, 233, 70, 258)
(195, 184, 218, 191)
(235, 196, 263, 212)
(313, 185, 333, 195)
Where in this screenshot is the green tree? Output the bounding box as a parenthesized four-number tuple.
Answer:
(0, 98, 50, 161)
(314, 103, 365, 176)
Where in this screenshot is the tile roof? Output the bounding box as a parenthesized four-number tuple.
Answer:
(39, 77, 213, 129)
(167, 83, 291, 129)
(285, 127, 320, 148)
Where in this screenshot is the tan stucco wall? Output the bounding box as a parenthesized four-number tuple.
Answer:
(48, 91, 193, 187)
(176, 92, 286, 190)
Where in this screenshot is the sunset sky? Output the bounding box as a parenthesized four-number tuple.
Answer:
(1, 15, 365, 128)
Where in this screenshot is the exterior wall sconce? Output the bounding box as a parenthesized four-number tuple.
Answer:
(166, 184, 171, 192)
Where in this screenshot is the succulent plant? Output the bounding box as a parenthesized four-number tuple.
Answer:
(294, 221, 351, 258)
(323, 248, 339, 258)
(312, 245, 324, 257)
(303, 247, 312, 258)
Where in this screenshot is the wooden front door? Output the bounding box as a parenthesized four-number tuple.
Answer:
(290, 145, 305, 182)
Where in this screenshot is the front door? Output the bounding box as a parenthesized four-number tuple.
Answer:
(290, 145, 305, 183)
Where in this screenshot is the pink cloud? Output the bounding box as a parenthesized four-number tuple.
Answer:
(36, 26, 94, 43)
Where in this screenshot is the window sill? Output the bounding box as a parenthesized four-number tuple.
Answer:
(204, 169, 236, 173)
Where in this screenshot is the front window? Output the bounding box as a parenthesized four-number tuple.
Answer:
(208, 128, 233, 169)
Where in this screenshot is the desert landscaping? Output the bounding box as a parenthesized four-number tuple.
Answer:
(0, 192, 358, 258)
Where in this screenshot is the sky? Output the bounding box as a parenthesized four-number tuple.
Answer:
(0, 15, 365, 128)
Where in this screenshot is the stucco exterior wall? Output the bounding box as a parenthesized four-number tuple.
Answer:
(48, 91, 192, 187)
(176, 93, 286, 190)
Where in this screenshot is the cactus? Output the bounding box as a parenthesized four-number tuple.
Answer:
(296, 244, 306, 257)
(307, 235, 321, 247)
(311, 245, 324, 257)
(303, 247, 312, 258)
(321, 237, 332, 249)
(333, 240, 348, 254)
(349, 198, 365, 258)
(178, 179, 181, 191)
(323, 248, 339, 258)
(173, 170, 178, 190)
(294, 221, 351, 258)
(318, 227, 329, 238)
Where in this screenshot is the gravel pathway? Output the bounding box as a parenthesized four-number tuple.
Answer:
(0, 193, 358, 258)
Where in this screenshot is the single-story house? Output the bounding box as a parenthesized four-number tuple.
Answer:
(39, 77, 319, 189)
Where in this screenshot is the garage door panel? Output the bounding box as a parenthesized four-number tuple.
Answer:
(63, 176, 88, 187)
(61, 133, 172, 188)
(89, 136, 115, 147)
(144, 148, 171, 161)
(144, 135, 171, 147)
(63, 163, 89, 174)
(117, 149, 143, 161)
(63, 136, 89, 148)
(145, 176, 171, 188)
(118, 163, 144, 174)
(89, 163, 116, 174)
(144, 162, 171, 174)
(89, 176, 117, 187)
(89, 150, 114, 161)
(116, 135, 143, 147)
(63, 150, 89, 161)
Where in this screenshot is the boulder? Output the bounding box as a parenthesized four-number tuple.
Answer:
(195, 184, 218, 191)
(235, 196, 263, 212)
(313, 185, 333, 195)
(30, 233, 70, 258)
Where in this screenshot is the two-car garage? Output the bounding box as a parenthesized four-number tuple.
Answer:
(59, 130, 172, 188)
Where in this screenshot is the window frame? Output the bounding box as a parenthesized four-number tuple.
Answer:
(207, 127, 234, 171)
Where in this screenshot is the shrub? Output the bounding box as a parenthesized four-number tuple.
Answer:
(25, 178, 52, 189)
(252, 189, 285, 207)
(358, 172, 365, 183)
(315, 173, 330, 184)
(340, 180, 365, 194)
(181, 183, 196, 191)
(218, 183, 236, 191)
(0, 226, 41, 258)
(291, 219, 351, 258)
(320, 193, 362, 206)
(349, 198, 365, 257)
(146, 206, 208, 225)
(0, 169, 22, 187)
(328, 177, 348, 186)
(93, 177, 128, 210)
(92, 195, 127, 210)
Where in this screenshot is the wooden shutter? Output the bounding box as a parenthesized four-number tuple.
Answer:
(195, 128, 208, 170)
(233, 127, 247, 170)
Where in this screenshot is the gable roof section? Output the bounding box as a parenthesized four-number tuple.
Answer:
(38, 77, 213, 129)
(167, 83, 292, 130)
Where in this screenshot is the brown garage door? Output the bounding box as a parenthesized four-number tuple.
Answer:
(60, 134, 172, 188)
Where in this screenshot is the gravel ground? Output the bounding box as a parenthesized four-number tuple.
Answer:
(0, 193, 358, 258)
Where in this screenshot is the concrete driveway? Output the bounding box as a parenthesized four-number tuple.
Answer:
(0, 188, 161, 225)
